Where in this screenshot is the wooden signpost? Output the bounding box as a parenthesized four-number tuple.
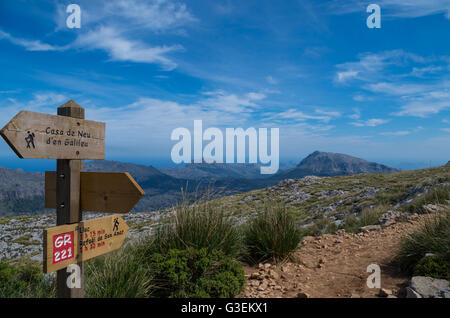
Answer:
(0, 100, 145, 298)
(45, 172, 145, 213)
(43, 214, 129, 273)
(0, 109, 105, 159)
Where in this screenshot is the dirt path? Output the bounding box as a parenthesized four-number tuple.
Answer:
(239, 217, 427, 298)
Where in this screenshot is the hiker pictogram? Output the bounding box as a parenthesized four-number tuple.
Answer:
(113, 218, 119, 231)
(25, 131, 35, 149)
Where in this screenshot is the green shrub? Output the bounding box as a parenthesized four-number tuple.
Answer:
(413, 256, 450, 280)
(406, 186, 450, 213)
(303, 217, 337, 236)
(149, 248, 245, 298)
(152, 201, 242, 257)
(397, 210, 450, 274)
(342, 205, 387, 233)
(0, 260, 55, 298)
(85, 241, 153, 298)
(243, 204, 302, 263)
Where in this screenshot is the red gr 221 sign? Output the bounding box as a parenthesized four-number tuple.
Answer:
(52, 231, 74, 264)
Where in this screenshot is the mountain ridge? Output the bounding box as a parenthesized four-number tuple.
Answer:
(273, 151, 401, 180)
(0, 151, 411, 216)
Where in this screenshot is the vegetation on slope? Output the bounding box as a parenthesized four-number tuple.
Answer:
(1, 164, 450, 298)
(397, 209, 450, 280)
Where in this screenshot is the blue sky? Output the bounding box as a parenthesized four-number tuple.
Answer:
(0, 0, 450, 171)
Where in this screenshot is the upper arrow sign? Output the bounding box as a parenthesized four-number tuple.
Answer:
(0, 110, 105, 159)
(45, 171, 145, 213)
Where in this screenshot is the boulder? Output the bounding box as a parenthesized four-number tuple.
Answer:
(378, 210, 402, 227)
(359, 225, 380, 233)
(409, 276, 450, 298)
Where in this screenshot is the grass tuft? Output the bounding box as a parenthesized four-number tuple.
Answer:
(397, 210, 450, 275)
(151, 200, 242, 257)
(243, 203, 303, 263)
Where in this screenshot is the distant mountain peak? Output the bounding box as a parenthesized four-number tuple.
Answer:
(275, 151, 400, 180)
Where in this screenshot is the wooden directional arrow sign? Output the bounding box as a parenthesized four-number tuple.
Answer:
(45, 172, 145, 213)
(0, 110, 105, 159)
(43, 214, 129, 273)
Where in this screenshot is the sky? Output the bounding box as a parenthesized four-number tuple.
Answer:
(0, 0, 449, 171)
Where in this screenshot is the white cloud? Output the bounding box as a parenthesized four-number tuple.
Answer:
(380, 131, 411, 136)
(335, 50, 425, 84)
(74, 26, 182, 69)
(0, 29, 65, 51)
(7, 0, 196, 68)
(198, 91, 266, 113)
(365, 82, 429, 96)
(410, 65, 444, 77)
(353, 94, 373, 102)
(266, 76, 278, 85)
(104, 0, 196, 31)
(55, 0, 196, 32)
(338, 49, 450, 117)
(326, 0, 450, 20)
(442, 128, 450, 133)
(351, 118, 390, 127)
(265, 108, 336, 124)
(336, 71, 359, 83)
(315, 109, 341, 118)
(0, 92, 69, 127)
(394, 99, 450, 117)
(348, 108, 361, 120)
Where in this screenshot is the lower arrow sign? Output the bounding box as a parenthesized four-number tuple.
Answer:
(45, 171, 145, 213)
(43, 214, 129, 273)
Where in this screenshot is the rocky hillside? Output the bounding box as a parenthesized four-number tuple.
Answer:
(85, 160, 170, 183)
(274, 151, 400, 180)
(0, 152, 426, 217)
(0, 168, 46, 217)
(1, 162, 449, 264)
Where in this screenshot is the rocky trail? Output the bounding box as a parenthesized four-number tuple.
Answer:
(240, 215, 430, 298)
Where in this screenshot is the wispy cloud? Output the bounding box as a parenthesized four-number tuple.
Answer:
(266, 76, 278, 85)
(335, 50, 426, 84)
(351, 118, 390, 127)
(198, 90, 266, 114)
(380, 131, 410, 136)
(394, 98, 450, 117)
(348, 108, 361, 120)
(0, 30, 66, 51)
(409, 65, 444, 78)
(265, 108, 338, 124)
(74, 26, 182, 69)
(352, 94, 373, 102)
(2, 0, 196, 69)
(55, 0, 196, 32)
(325, 0, 450, 20)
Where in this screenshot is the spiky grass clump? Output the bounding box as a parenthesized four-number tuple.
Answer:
(243, 204, 302, 263)
(405, 186, 450, 213)
(397, 210, 450, 275)
(342, 204, 388, 233)
(85, 241, 153, 298)
(151, 200, 242, 257)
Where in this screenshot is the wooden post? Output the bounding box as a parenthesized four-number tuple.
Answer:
(56, 100, 85, 298)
